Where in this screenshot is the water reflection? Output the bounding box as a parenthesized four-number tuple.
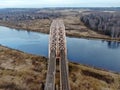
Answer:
(107, 41, 120, 49)
(102, 40, 120, 49)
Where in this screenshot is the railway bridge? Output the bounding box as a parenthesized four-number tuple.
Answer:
(45, 19, 70, 90)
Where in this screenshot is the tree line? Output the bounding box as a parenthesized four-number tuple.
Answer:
(81, 12, 120, 38)
(0, 9, 61, 22)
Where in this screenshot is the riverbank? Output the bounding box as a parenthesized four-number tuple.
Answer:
(0, 17, 120, 42)
(0, 45, 120, 90)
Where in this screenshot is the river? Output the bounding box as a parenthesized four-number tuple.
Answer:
(0, 26, 120, 72)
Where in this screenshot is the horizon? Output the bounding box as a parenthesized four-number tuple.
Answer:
(0, 0, 120, 8)
(0, 7, 120, 9)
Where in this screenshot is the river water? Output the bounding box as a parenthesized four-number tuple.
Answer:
(0, 26, 120, 72)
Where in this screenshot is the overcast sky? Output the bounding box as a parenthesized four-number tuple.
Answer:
(0, 0, 120, 8)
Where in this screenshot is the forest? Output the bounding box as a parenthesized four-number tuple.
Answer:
(81, 11, 120, 38)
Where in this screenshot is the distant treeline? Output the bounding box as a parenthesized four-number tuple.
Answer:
(0, 9, 61, 21)
(81, 12, 120, 38)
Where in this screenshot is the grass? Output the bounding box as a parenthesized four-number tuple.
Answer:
(0, 45, 120, 90)
(0, 82, 26, 90)
(81, 69, 114, 84)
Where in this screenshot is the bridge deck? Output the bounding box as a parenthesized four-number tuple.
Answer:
(45, 19, 70, 90)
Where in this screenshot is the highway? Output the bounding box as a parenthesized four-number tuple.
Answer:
(45, 19, 70, 90)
